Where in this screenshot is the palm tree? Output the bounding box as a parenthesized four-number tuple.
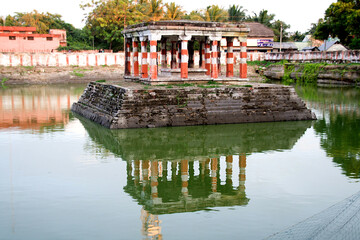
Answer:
(249, 9, 275, 27)
(204, 5, 228, 22)
(228, 5, 246, 22)
(186, 10, 205, 21)
(164, 2, 185, 20)
(148, 0, 164, 21)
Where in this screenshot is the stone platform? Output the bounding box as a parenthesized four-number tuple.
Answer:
(71, 82, 316, 129)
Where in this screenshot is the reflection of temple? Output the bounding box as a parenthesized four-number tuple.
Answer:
(77, 114, 312, 239)
(125, 155, 249, 215)
(0, 86, 80, 129)
(130, 155, 248, 240)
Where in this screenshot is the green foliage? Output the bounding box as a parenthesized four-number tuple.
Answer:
(282, 63, 327, 86)
(247, 9, 291, 42)
(96, 79, 106, 82)
(349, 38, 360, 50)
(204, 5, 228, 22)
(164, 2, 185, 20)
(82, 0, 145, 51)
(315, 0, 360, 45)
(1, 78, 8, 88)
(228, 5, 247, 22)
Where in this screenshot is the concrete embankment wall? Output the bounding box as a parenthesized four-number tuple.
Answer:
(71, 82, 316, 129)
(0, 52, 265, 67)
(264, 64, 360, 86)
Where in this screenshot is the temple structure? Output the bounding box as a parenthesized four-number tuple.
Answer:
(122, 20, 249, 85)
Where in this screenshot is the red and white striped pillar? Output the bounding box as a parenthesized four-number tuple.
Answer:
(180, 36, 191, 79)
(205, 41, 211, 75)
(211, 40, 218, 79)
(140, 38, 148, 78)
(239, 38, 247, 79)
(171, 41, 177, 69)
(161, 39, 167, 68)
(149, 39, 158, 80)
(132, 38, 139, 77)
(125, 39, 131, 76)
(226, 37, 234, 77)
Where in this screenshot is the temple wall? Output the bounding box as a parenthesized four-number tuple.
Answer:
(71, 82, 316, 129)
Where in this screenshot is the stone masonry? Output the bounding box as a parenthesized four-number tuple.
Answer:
(71, 82, 316, 129)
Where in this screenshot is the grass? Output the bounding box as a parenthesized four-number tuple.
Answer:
(1, 77, 8, 88)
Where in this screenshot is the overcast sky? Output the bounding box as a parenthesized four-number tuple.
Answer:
(0, 0, 336, 33)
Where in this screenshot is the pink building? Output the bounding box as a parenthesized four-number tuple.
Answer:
(0, 26, 66, 53)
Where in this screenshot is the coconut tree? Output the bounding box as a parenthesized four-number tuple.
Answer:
(164, 2, 185, 20)
(228, 5, 246, 22)
(147, 0, 164, 21)
(204, 5, 228, 22)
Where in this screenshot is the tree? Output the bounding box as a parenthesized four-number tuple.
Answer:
(184, 10, 204, 21)
(272, 20, 290, 42)
(82, 0, 144, 50)
(204, 5, 228, 22)
(228, 5, 246, 22)
(147, 0, 165, 21)
(248, 9, 275, 28)
(164, 2, 185, 20)
(314, 0, 360, 48)
(289, 31, 305, 42)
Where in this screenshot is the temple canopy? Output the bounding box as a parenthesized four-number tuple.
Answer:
(122, 20, 250, 85)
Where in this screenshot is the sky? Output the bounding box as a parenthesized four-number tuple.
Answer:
(0, 0, 336, 33)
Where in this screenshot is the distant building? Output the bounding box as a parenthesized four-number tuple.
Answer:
(220, 22, 274, 52)
(318, 40, 347, 51)
(0, 26, 66, 53)
(302, 46, 320, 52)
(272, 42, 298, 52)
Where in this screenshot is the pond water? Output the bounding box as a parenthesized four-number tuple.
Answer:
(0, 84, 359, 240)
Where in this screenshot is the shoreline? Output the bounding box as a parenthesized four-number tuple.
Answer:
(0, 65, 262, 85)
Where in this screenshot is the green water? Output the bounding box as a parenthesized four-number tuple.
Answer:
(0, 84, 359, 239)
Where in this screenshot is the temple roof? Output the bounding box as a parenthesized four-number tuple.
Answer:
(122, 20, 249, 38)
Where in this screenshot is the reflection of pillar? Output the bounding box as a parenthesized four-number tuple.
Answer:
(149, 40, 158, 80)
(161, 39, 167, 68)
(181, 160, 189, 197)
(134, 160, 140, 186)
(205, 158, 210, 178)
(226, 38, 234, 77)
(162, 161, 168, 180)
(211, 41, 218, 79)
(239, 154, 246, 191)
(171, 41, 177, 69)
(211, 158, 218, 192)
(239, 38, 247, 79)
(171, 161, 177, 182)
(142, 160, 149, 198)
(132, 38, 139, 77)
(140, 208, 162, 239)
(141, 38, 148, 78)
(226, 155, 233, 186)
(151, 161, 159, 199)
